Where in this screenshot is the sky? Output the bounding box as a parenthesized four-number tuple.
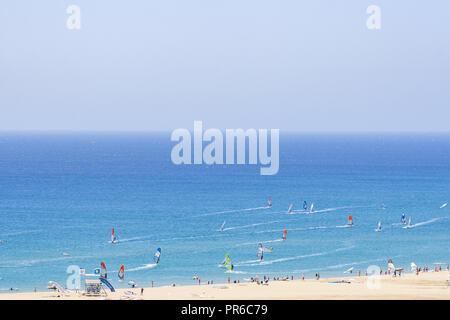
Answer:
(0, 1, 449, 132)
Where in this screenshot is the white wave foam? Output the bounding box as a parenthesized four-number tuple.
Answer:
(407, 218, 441, 229)
(235, 246, 355, 267)
(194, 206, 270, 218)
(126, 263, 158, 272)
(290, 205, 374, 215)
(0, 229, 43, 237)
(221, 220, 283, 231)
(225, 270, 247, 274)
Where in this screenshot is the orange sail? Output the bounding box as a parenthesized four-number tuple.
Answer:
(348, 215, 353, 226)
(268, 197, 272, 207)
(282, 230, 287, 240)
(118, 264, 125, 279)
(100, 262, 107, 279)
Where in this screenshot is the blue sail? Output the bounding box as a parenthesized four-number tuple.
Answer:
(154, 248, 161, 264)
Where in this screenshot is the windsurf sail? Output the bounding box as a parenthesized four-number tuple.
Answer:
(154, 248, 161, 264)
(100, 262, 107, 279)
(344, 267, 353, 274)
(401, 213, 406, 224)
(310, 202, 314, 213)
(347, 215, 353, 226)
(257, 243, 264, 261)
(268, 197, 272, 208)
(287, 204, 293, 214)
(111, 228, 117, 243)
(282, 229, 287, 241)
(375, 221, 382, 232)
(402, 216, 414, 229)
(222, 254, 233, 271)
(220, 221, 226, 231)
(118, 264, 125, 280)
(440, 202, 448, 209)
(257, 243, 273, 261)
(303, 201, 307, 211)
(381, 203, 386, 210)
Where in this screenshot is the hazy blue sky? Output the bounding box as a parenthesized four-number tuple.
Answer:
(1, 1, 449, 131)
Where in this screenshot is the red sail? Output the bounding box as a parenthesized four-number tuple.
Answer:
(100, 262, 107, 279)
(118, 264, 125, 279)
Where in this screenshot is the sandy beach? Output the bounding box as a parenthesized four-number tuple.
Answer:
(1, 271, 448, 300)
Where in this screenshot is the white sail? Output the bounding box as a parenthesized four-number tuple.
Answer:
(375, 221, 382, 232)
(287, 204, 293, 214)
(403, 216, 413, 229)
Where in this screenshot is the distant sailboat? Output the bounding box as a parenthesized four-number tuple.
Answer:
(282, 229, 287, 241)
(154, 248, 161, 264)
(375, 221, 382, 232)
(220, 254, 233, 271)
(381, 203, 387, 210)
(403, 216, 413, 229)
(257, 243, 264, 261)
(268, 197, 272, 208)
(309, 202, 314, 214)
(111, 228, 117, 243)
(344, 267, 353, 274)
(118, 265, 125, 280)
(303, 201, 308, 211)
(100, 262, 107, 279)
(219, 221, 226, 231)
(287, 204, 293, 214)
(347, 215, 353, 226)
(401, 213, 407, 224)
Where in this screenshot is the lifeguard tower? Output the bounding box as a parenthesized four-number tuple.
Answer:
(83, 268, 107, 296)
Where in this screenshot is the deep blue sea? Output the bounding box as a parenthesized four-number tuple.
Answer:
(0, 132, 449, 291)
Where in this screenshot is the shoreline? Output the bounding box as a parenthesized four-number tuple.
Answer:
(1, 271, 449, 300)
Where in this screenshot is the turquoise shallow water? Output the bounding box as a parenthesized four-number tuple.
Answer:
(0, 132, 449, 291)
